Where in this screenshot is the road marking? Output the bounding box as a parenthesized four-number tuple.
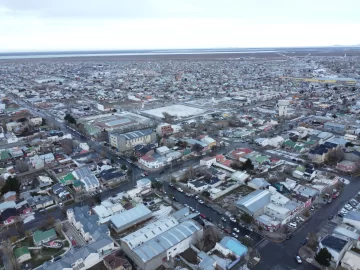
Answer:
(254, 238, 269, 249)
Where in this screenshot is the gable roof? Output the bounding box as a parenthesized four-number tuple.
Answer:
(14, 246, 30, 258)
(33, 228, 56, 244)
(321, 234, 349, 252)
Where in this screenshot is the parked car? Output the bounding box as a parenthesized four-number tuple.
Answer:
(286, 234, 292, 240)
(177, 188, 184, 193)
(198, 199, 204, 204)
(230, 217, 236, 223)
(224, 228, 230, 234)
(295, 255, 302, 264)
(231, 233, 239, 238)
(200, 214, 206, 219)
(233, 228, 240, 233)
(289, 222, 297, 229)
(221, 217, 227, 222)
(310, 206, 315, 211)
(328, 215, 334, 220)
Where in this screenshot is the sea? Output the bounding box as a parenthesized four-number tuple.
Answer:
(0, 47, 358, 60)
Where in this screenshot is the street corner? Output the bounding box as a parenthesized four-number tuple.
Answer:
(246, 248, 261, 268)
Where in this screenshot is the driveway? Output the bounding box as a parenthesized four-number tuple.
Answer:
(62, 221, 86, 247)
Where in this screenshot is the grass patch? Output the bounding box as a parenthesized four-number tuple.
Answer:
(351, 247, 360, 254)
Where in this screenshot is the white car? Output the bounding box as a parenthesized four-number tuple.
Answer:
(230, 217, 236, 222)
(233, 227, 240, 233)
(221, 217, 227, 222)
(295, 255, 302, 264)
(184, 204, 188, 208)
(177, 188, 184, 193)
(231, 233, 239, 238)
(289, 222, 297, 228)
(345, 204, 353, 211)
(198, 199, 204, 204)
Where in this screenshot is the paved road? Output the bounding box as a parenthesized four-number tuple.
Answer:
(163, 183, 263, 246)
(254, 176, 360, 270)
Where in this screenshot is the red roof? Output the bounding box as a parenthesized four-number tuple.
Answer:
(221, 160, 232, 167)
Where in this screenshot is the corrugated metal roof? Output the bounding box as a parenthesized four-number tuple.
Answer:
(110, 204, 151, 229)
(133, 220, 201, 262)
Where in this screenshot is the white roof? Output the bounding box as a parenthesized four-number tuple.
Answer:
(342, 251, 360, 269)
(266, 203, 290, 215)
(121, 216, 179, 250)
(0, 201, 16, 211)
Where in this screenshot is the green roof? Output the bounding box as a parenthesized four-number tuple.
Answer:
(284, 140, 296, 148)
(294, 145, 303, 152)
(33, 228, 56, 245)
(73, 180, 85, 188)
(0, 150, 10, 160)
(14, 246, 30, 258)
(296, 165, 305, 172)
(255, 155, 268, 163)
(59, 172, 76, 184)
(304, 140, 316, 145)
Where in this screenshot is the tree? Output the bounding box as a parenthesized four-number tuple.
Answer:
(95, 194, 102, 204)
(61, 138, 74, 155)
(241, 213, 253, 224)
(64, 114, 76, 124)
(152, 181, 163, 190)
(127, 168, 132, 176)
(41, 118, 46, 126)
(121, 164, 127, 171)
(202, 190, 210, 197)
(191, 143, 203, 154)
(10, 235, 18, 243)
(243, 159, 254, 171)
(315, 247, 332, 267)
(15, 160, 29, 173)
(307, 232, 318, 251)
(1, 176, 20, 194)
(46, 216, 56, 228)
(240, 236, 253, 247)
(98, 129, 108, 142)
(345, 142, 354, 147)
(130, 156, 138, 162)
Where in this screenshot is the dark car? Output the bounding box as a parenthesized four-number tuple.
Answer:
(206, 217, 212, 222)
(338, 213, 344, 218)
(301, 239, 307, 246)
(159, 170, 165, 174)
(328, 215, 334, 220)
(172, 197, 177, 201)
(286, 234, 292, 240)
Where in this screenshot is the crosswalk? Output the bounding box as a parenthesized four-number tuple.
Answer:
(254, 238, 269, 249)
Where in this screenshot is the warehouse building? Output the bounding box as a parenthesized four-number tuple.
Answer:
(109, 204, 152, 233)
(122, 220, 202, 270)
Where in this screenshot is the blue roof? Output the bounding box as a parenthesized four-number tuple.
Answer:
(344, 211, 360, 222)
(110, 204, 151, 229)
(219, 236, 248, 257)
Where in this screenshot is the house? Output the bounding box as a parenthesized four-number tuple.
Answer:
(254, 138, 268, 147)
(308, 142, 338, 163)
(200, 136, 216, 148)
(3, 191, 16, 201)
(0, 208, 17, 225)
(156, 123, 174, 136)
(73, 166, 100, 191)
(121, 220, 202, 270)
(109, 129, 156, 151)
(97, 102, 114, 111)
(29, 155, 45, 169)
(337, 160, 359, 173)
(109, 204, 152, 233)
(99, 169, 127, 186)
(29, 117, 43, 126)
(14, 246, 31, 263)
(343, 211, 360, 230)
(255, 214, 281, 232)
(318, 234, 352, 266)
(0, 201, 16, 212)
(27, 195, 54, 210)
(267, 136, 284, 147)
(235, 190, 271, 217)
(200, 157, 216, 168)
(197, 251, 216, 270)
(67, 205, 111, 242)
(324, 122, 346, 134)
(187, 180, 209, 192)
(231, 171, 250, 183)
(136, 178, 151, 190)
(156, 146, 170, 155)
(138, 154, 166, 169)
(40, 153, 55, 164)
(33, 228, 57, 246)
(341, 250, 360, 270)
(248, 178, 270, 190)
(103, 253, 132, 270)
(215, 236, 248, 258)
(344, 147, 360, 162)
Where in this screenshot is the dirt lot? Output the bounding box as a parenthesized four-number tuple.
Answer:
(215, 185, 255, 213)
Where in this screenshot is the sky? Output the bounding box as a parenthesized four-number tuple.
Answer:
(0, 0, 359, 52)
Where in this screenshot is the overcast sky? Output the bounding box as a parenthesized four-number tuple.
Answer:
(0, 0, 359, 52)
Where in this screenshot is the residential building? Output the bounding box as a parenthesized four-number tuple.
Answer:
(255, 214, 281, 232)
(33, 228, 57, 246)
(200, 157, 216, 168)
(337, 160, 359, 173)
(138, 154, 166, 169)
(247, 178, 270, 190)
(318, 234, 352, 266)
(99, 168, 127, 186)
(235, 190, 271, 217)
(324, 122, 346, 133)
(215, 236, 248, 258)
(14, 246, 31, 264)
(97, 102, 114, 111)
(67, 205, 111, 242)
(343, 212, 360, 230)
(27, 195, 54, 210)
(308, 142, 338, 163)
(341, 250, 360, 270)
(0, 201, 16, 212)
(29, 155, 45, 169)
(109, 204, 152, 233)
(109, 129, 156, 151)
(0, 208, 17, 225)
(156, 123, 174, 136)
(73, 166, 100, 191)
(122, 220, 202, 270)
(103, 253, 132, 270)
(136, 178, 152, 190)
(3, 191, 16, 201)
(29, 117, 43, 126)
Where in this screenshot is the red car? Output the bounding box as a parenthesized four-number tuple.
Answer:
(71, 239, 77, 246)
(224, 228, 230, 234)
(200, 214, 206, 219)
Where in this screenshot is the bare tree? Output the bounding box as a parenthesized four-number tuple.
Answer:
(162, 112, 175, 123)
(15, 160, 29, 173)
(61, 138, 74, 155)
